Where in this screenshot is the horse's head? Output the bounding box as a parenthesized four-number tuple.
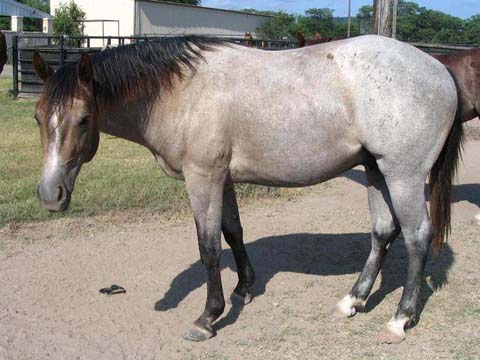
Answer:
(296, 32, 306, 48)
(33, 52, 99, 212)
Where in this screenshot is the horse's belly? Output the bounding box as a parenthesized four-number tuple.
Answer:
(230, 142, 364, 187)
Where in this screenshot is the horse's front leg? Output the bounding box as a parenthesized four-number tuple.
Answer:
(183, 168, 227, 342)
(222, 179, 255, 304)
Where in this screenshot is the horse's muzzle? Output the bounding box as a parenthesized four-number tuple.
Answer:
(37, 182, 71, 212)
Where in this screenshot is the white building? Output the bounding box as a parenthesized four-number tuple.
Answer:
(50, 0, 271, 46)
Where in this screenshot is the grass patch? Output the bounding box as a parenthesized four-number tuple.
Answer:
(0, 78, 283, 227)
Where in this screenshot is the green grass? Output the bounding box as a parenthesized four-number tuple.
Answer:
(0, 78, 282, 227)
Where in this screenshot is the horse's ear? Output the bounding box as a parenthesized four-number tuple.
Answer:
(33, 52, 54, 83)
(77, 53, 93, 87)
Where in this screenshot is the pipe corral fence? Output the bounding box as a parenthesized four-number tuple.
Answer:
(12, 34, 298, 98)
(10, 34, 477, 99)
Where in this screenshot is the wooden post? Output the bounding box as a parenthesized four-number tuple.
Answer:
(12, 35, 18, 98)
(347, 0, 352, 38)
(392, 0, 399, 39)
(373, 0, 391, 36)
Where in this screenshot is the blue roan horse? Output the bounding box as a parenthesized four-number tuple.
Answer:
(32, 35, 463, 343)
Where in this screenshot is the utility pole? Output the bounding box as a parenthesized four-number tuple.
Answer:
(392, 0, 399, 39)
(347, 0, 352, 38)
(373, 0, 391, 36)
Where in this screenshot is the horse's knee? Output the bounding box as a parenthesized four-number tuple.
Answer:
(372, 219, 399, 247)
(404, 220, 432, 255)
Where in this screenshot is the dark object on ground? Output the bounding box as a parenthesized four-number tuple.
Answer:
(99, 284, 126, 295)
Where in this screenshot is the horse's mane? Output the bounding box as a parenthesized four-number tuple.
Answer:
(43, 36, 224, 111)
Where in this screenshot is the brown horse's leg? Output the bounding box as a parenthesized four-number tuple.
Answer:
(222, 180, 255, 304)
(183, 169, 227, 342)
(335, 162, 400, 318)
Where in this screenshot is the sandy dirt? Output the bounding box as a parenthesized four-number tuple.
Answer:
(1, 137, 479, 359)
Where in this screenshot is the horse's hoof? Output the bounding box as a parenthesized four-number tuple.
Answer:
(183, 325, 215, 342)
(228, 290, 253, 305)
(333, 303, 355, 319)
(333, 295, 361, 319)
(377, 320, 406, 344)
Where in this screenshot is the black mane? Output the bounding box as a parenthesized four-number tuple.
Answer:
(43, 36, 224, 111)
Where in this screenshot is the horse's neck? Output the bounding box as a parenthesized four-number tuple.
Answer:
(97, 100, 152, 147)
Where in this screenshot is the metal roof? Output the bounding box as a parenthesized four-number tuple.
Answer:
(136, 0, 273, 18)
(0, 0, 52, 19)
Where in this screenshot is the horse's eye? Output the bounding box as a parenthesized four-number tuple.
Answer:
(33, 114, 40, 125)
(79, 116, 89, 129)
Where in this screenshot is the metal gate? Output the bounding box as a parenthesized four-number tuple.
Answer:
(11, 34, 299, 99)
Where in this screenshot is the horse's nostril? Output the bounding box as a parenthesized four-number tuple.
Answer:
(57, 186, 64, 202)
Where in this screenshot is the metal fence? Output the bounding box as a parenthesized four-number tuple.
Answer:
(11, 34, 299, 98)
(10, 34, 477, 99)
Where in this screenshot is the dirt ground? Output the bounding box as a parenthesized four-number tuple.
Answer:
(1, 132, 479, 359)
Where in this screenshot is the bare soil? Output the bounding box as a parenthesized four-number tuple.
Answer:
(1, 136, 479, 359)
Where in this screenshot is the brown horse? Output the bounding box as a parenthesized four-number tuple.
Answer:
(434, 49, 480, 224)
(244, 32, 254, 47)
(296, 31, 343, 48)
(433, 49, 480, 122)
(0, 30, 8, 75)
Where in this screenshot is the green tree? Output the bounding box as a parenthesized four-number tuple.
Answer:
(257, 11, 297, 39)
(160, 0, 201, 5)
(249, 1, 478, 44)
(53, 1, 86, 38)
(303, 8, 335, 37)
(463, 14, 480, 44)
(357, 5, 373, 19)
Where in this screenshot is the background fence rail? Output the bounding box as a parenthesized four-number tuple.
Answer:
(11, 34, 477, 99)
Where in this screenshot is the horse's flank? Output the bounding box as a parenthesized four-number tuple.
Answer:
(433, 49, 480, 122)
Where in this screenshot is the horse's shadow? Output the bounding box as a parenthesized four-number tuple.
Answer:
(155, 231, 454, 332)
(344, 168, 480, 207)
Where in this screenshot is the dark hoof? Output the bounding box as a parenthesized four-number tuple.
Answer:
(183, 325, 215, 342)
(228, 290, 253, 305)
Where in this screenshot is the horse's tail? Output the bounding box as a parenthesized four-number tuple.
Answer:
(429, 74, 464, 253)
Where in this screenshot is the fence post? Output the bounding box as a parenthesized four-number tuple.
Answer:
(59, 35, 65, 66)
(12, 35, 19, 98)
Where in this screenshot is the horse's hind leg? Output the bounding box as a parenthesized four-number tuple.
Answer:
(222, 180, 255, 304)
(335, 162, 400, 318)
(377, 174, 432, 344)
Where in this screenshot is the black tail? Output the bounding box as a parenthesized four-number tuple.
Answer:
(429, 75, 464, 253)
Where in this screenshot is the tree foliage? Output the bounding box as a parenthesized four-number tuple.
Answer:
(53, 1, 86, 38)
(255, 0, 479, 45)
